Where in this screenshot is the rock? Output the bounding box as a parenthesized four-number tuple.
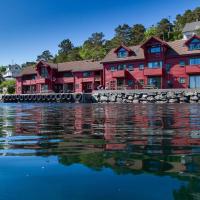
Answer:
(184, 92, 194, 97)
(167, 92, 176, 99)
(116, 97, 123, 103)
(100, 95, 108, 102)
(180, 96, 189, 102)
(142, 94, 148, 98)
(128, 95, 134, 100)
(190, 96, 199, 101)
(147, 96, 155, 102)
(132, 100, 139, 103)
(168, 98, 179, 103)
(156, 101, 168, 104)
(109, 95, 116, 102)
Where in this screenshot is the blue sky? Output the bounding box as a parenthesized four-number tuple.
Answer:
(0, 0, 199, 65)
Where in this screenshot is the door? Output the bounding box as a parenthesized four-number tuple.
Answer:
(117, 78, 125, 90)
(148, 77, 161, 89)
(190, 75, 200, 88)
(82, 82, 93, 93)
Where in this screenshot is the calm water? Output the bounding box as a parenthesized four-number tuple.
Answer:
(0, 103, 200, 200)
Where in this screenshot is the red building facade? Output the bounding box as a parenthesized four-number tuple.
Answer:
(16, 35, 200, 94)
(16, 60, 103, 94)
(102, 35, 200, 90)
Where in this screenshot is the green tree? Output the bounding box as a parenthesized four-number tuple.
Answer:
(157, 18, 174, 41)
(21, 62, 36, 68)
(0, 66, 6, 73)
(144, 26, 159, 40)
(58, 39, 74, 54)
(112, 24, 133, 46)
(37, 50, 53, 62)
(0, 80, 16, 94)
(131, 24, 146, 45)
(79, 32, 107, 61)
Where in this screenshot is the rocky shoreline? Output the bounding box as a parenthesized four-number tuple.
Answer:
(92, 89, 200, 104)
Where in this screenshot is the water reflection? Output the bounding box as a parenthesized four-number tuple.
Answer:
(0, 103, 200, 200)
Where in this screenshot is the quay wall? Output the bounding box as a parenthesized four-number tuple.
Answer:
(92, 89, 200, 104)
(1, 89, 200, 104)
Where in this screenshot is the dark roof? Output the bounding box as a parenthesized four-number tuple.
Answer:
(57, 60, 102, 72)
(18, 60, 102, 77)
(183, 21, 200, 33)
(18, 65, 37, 77)
(102, 39, 200, 63)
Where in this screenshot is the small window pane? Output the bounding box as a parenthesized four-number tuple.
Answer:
(179, 61, 186, 66)
(127, 64, 134, 71)
(179, 77, 186, 84)
(139, 64, 144, 70)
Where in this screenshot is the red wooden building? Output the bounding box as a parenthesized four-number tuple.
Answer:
(16, 35, 200, 94)
(16, 60, 103, 94)
(102, 35, 200, 90)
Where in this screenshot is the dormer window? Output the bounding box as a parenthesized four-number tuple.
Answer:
(117, 48, 128, 58)
(189, 38, 200, 51)
(148, 45, 162, 54)
(41, 66, 48, 78)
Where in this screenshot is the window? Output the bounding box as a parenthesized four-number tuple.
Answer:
(189, 39, 200, 51)
(41, 67, 48, 78)
(148, 46, 162, 53)
(110, 66, 117, 71)
(179, 77, 186, 84)
(139, 64, 144, 70)
(139, 79, 144, 85)
(179, 61, 186, 67)
(41, 84, 48, 92)
(190, 58, 200, 65)
(117, 48, 128, 58)
(148, 61, 162, 68)
(118, 64, 126, 70)
(127, 64, 134, 71)
(63, 72, 73, 77)
(127, 80, 134, 86)
(83, 71, 92, 77)
(166, 64, 171, 73)
(75, 84, 79, 89)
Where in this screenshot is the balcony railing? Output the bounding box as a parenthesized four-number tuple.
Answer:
(22, 80, 36, 85)
(144, 67, 163, 76)
(56, 77, 74, 84)
(111, 70, 126, 78)
(185, 65, 200, 74)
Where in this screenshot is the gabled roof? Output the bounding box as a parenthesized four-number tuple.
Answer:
(140, 36, 169, 49)
(184, 34, 200, 46)
(101, 39, 200, 63)
(114, 43, 133, 53)
(183, 21, 200, 33)
(57, 60, 102, 72)
(18, 60, 103, 77)
(36, 60, 58, 69)
(17, 65, 37, 77)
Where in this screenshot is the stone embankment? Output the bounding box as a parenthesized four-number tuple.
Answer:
(92, 89, 200, 104)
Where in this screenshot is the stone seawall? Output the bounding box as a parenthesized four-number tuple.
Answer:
(92, 89, 200, 104)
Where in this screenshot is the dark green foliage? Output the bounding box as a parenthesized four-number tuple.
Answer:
(37, 50, 53, 62)
(0, 80, 16, 94)
(21, 62, 36, 68)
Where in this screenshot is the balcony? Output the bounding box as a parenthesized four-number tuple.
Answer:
(22, 80, 36, 85)
(111, 70, 126, 78)
(56, 77, 74, 84)
(186, 65, 200, 74)
(144, 67, 163, 76)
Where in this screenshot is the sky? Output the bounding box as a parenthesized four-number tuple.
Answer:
(0, 0, 199, 65)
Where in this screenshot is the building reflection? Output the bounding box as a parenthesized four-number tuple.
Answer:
(0, 104, 200, 178)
